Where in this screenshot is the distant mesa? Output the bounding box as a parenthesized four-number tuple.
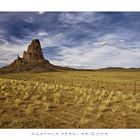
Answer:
(0, 39, 74, 73)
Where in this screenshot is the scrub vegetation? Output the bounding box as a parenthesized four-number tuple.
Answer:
(0, 71, 140, 128)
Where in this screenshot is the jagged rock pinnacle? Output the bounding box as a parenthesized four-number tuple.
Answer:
(12, 39, 46, 65)
(23, 39, 45, 62)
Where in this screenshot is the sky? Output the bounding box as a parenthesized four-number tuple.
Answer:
(0, 12, 140, 69)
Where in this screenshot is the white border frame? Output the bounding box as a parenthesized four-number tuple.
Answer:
(0, 0, 140, 140)
(0, 0, 140, 11)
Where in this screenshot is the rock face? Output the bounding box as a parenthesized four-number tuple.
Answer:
(13, 55, 23, 65)
(12, 39, 46, 65)
(23, 39, 45, 62)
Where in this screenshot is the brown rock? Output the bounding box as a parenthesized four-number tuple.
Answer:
(12, 55, 23, 65)
(23, 39, 45, 62)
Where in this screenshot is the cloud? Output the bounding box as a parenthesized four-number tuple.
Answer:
(38, 12, 46, 15)
(58, 12, 103, 25)
(0, 12, 140, 69)
(0, 37, 29, 65)
(48, 31, 140, 69)
(51, 41, 140, 69)
(24, 17, 34, 23)
(36, 31, 48, 37)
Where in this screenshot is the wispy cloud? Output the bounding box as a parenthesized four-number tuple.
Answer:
(0, 37, 29, 65)
(0, 12, 140, 68)
(58, 12, 103, 25)
(50, 38, 140, 69)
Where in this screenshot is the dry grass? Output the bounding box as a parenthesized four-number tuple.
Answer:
(0, 71, 140, 128)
